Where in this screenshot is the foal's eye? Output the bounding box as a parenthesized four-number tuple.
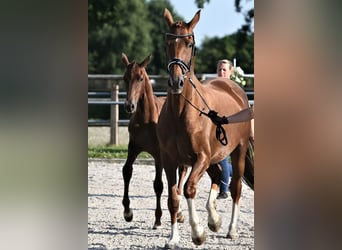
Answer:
(139, 76, 143, 82)
(187, 43, 194, 48)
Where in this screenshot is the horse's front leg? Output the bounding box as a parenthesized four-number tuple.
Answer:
(152, 158, 163, 229)
(122, 142, 139, 222)
(184, 155, 209, 246)
(227, 145, 247, 239)
(206, 164, 222, 232)
(176, 165, 188, 223)
(163, 159, 181, 249)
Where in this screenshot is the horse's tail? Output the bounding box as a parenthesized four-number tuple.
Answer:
(243, 137, 254, 190)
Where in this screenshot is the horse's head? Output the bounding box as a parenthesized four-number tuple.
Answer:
(122, 52, 151, 113)
(164, 8, 200, 94)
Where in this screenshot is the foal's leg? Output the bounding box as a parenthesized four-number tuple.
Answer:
(152, 157, 163, 229)
(206, 164, 222, 232)
(122, 141, 140, 222)
(227, 144, 248, 239)
(184, 154, 209, 246)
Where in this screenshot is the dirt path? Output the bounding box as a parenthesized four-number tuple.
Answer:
(88, 159, 254, 249)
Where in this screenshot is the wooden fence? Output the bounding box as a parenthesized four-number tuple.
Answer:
(88, 74, 254, 145)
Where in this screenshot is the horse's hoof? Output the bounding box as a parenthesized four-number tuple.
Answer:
(227, 228, 239, 239)
(164, 242, 178, 249)
(208, 217, 222, 232)
(123, 209, 133, 222)
(227, 232, 239, 239)
(177, 212, 185, 223)
(192, 231, 206, 245)
(152, 223, 162, 230)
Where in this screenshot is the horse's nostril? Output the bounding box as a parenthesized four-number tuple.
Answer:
(125, 102, 135, 113)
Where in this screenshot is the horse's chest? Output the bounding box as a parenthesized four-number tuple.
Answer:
(163, 124, 198, 157)
(129, 121, 157, 142)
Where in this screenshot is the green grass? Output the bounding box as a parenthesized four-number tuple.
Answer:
(88, 145, 152, 159)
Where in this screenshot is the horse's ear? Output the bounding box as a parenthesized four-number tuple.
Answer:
(121, 52, 130, 66)
(164, 8, 174, 28)
(140, 54, 152, 68)
(188, 9, 201, 30)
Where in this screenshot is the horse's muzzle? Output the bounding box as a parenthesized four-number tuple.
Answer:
(168, 76, 184, 94)
(124, 100, 136, 113)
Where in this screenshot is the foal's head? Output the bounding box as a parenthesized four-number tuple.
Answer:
(121, 53, 152, 113)
(164, 8, 200, 94)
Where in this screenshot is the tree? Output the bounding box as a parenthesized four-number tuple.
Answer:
(145, 0, 184, 75)
(88, 0, 153, 74)
(195, 32, 254, 74)
(194, 0, 210, 9)
(88, 0, 253, 76)
(194, 0, 254, 74)
(194, 0, 254, 33)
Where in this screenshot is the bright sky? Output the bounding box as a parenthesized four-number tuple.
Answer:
(169, 0, 254, 47)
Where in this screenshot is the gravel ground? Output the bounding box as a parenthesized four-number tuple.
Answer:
(88, 159, 254, 249)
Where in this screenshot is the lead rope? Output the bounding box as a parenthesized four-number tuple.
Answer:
(181, 77, 229, 145)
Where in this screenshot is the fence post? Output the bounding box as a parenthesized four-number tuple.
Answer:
(110, 82, 119, 145)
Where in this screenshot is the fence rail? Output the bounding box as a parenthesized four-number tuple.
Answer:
(88, 74, 254, 145)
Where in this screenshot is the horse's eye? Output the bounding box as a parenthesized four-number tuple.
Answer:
(188, 43, 193, 48)
(139, 76, 143, 82)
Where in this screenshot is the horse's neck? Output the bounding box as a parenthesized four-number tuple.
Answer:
(138, 74, 158, 123)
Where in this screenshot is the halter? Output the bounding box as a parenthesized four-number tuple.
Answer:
(165, 32, 196, 75)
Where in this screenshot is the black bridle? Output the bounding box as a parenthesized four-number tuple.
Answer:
(165, 32, 196, 76)
(164, 32, 235, 146)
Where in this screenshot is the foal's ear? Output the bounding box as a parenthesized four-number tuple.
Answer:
(188, 9, 201, 30)
(164, 8, 174, 28)
(121, 52, 130, 66)
(140, 54, 152, 68)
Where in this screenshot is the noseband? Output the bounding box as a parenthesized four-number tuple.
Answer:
(165, 32, 195, 75)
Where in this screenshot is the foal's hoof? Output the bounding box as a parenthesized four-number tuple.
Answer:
(177, 212, 185, 223)
(208, 217, 222, 232)
(123, 209, 133, 222)
(192, 231, 207, 245)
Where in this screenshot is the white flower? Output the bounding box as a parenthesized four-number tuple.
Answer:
(234, 66, 244, 76)
(230, 66, 246, 87)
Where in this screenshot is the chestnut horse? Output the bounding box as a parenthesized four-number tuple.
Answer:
(121, 53, 187, 229)
(156, 9, 254, 248)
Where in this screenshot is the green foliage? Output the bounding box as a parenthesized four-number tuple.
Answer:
(88, 0, 254, 77)
(145, 0, 184, 74)
(195, 33, 254, 74)
(88, 145, 152, 159)
(89, 0, 153, 74)
(88, 0, 184, 75)
(194, 0, 210, 8)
